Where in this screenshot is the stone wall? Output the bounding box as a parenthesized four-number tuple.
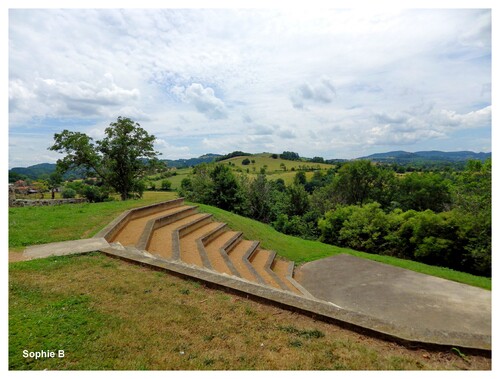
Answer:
(10, 198, 88, 207)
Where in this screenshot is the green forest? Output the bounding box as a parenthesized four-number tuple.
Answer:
(179, 158, 491, 277)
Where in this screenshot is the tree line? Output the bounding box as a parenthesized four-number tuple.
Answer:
(180, 159, 491, 277)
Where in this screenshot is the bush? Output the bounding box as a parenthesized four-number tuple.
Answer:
(160, 179, 172, 191)
(61, 188, 77, 199)
(81, 185, 110, 203)
(242, 158, 251, 165)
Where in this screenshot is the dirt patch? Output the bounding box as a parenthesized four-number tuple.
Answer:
(9, 250, 26, 263)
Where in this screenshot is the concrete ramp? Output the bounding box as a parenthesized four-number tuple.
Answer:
(295, 254, 491, 341)
(23, 238, 110, 260)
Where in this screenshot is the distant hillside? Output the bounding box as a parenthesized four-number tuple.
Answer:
(164, 153, 221, 168)
(9, 163, 87, 181)
(359, 150, 491, 165)
(9, 163, 57, 179)
(10, 150, 491, 181)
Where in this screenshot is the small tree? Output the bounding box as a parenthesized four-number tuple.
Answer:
(161, 179, 172, 191)
(242, 158, 251, 165)
(49, 117, 162, 200)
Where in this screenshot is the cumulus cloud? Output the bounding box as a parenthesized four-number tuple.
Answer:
(8, 9, 491, 165)
(367, 105, 491, 146)
(154, 138, 191, 159)
(9, 74, 140, 121)
(251, 125, 274, 136)
(290, 78, 336, 109)
(172, 83, 227, 120)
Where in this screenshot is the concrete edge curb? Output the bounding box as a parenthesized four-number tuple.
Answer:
(172, 213, 212, 261)
(286, 261, 316, 299)
(197, 223, 228, 271)
(219, 232, 243, 278)
(242, 241, 266, 285)
(264, 250, 289, 291)
(93, 209, 132, 240)
(93, 198, 185, 240)
(97, 247, 491, 351)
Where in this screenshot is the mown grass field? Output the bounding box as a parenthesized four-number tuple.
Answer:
(9, 253, 490, 370)
(154, 153, 334, 189)
(224, 153, 333, 172)
(9, 191, 177, 251)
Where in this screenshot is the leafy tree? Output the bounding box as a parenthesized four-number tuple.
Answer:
(9, 171, 27, 183)
(311, 156, 325, 163)
(209, 164, 244, 212)
(280, 151, 300, 161)
(48, 172, 63, 199)
(294, 171, 307, 186)
(335, 160, 395, 206)
(161, 179, 172, 191)
(244, 173, 273, 222)
(181, 163, 244, 213)
(31, 181, 49, 198)
(336, 202, 397, 254)
(49, 116, 162, 200)
(395, 172, 451, 212)
(285, 184, 310, 217)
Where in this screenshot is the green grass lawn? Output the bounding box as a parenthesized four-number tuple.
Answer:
(9, 253, 490, 370)
(9, 191, 177, 251)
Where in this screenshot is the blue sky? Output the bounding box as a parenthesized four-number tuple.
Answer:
(8, 7, 491, 167)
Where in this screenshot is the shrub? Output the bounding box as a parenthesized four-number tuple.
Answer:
(81, 185, 110, 203)
(160, 179, 172, 191)
(242, 158, 251, 165)
(61, 188, 77, 199)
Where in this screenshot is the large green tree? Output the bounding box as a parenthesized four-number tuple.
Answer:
(49, 116, 162, 200)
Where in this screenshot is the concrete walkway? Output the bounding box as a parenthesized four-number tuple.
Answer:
(23, 238, 110, 260)
(295, 254, 491, 340)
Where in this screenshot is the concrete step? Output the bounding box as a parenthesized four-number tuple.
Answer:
(226, 239, 265, 285)
(203, 230, 242, 277)
(271, 258, 303, 295)
(111, 204, 192, 246)
(147, 213, 208, 260)
(248, 249, 289, 291)
(178, 220, 224, 268)
(139, 206, 199, 250)
(97, 198, 186, 242)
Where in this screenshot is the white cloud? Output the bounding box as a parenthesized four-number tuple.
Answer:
(366, 105, 491, 146)
(154, 138, 191, 159)
(8, 9, 491, 166)
(290, 78, 336, 109)
(172, 83, 227, 120)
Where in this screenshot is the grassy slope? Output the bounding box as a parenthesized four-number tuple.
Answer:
(222, 153, 333, 185)
(194, 203, 491, 290)
(9, 253, 490, 370)
(8, 192, 490, 289)
(154, 153, 332, 190)
(224, 153, 333, 172)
